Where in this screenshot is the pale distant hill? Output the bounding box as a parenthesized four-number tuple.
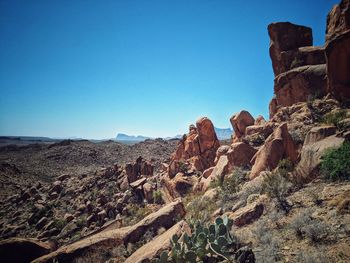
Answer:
(116, 127, 232, 142)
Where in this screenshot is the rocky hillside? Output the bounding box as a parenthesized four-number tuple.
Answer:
(0, 1, 350, 263)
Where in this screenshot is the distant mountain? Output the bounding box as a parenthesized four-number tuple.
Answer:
(214, 127, 233, 140)
(115, 127, 233, 142)
(116, 133, 151, 142)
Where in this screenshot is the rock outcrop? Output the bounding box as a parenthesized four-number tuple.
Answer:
(125, 157, 154, 184)
(168, 117, 219, 177)
(230, 111, 255, 140)
(268, 22, 327, 118)
(326, 0, 350, 100)
(268, 22, 313, 76)
(250, 123, 298, 179)
(295, 135, 345, 181)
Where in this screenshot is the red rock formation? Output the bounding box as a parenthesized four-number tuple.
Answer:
(274, 64, 327, 108)
(326, 0, 350, 42)
(125, 157, 154, 184)
(230, 110, 255, 139)
(249, 123, 298, 179)
(325, 1, 350, 100)
(268, 22, 328, 118)
(168, 117, 219, 178)
(268, 22, 313, 76)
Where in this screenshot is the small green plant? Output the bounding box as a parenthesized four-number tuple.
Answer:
(321, 109, 347, 130)
(277, 159, 294, 177)
(152, 216, 254, 263)
(262, 171, 292, 213)
(184, 193, 217, 224)
(54, 218, 67, 231)
(123, 204, 153, 226)
(320, 142, 350, 181)
(178, 161, 189, 173)
(153, 190, 164, 204)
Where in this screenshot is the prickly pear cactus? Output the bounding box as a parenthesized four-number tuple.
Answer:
(151, 215, 241, 263)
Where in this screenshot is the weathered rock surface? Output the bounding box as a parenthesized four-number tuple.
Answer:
(32, 200, 185, 263)
(326, 30, 350, 100)
(304, 125, 337, 145)
(273, 64, 327, 109)
(168, 117, 219, 177)
(250, 123, 298, 179)
(227, 142, 257, 168)
(124, 220, 190, 263)
(230, 111, 255, 139)
(295, 135, 345, 181)
(268, 22, 313, 76)
(227, 200, 265, 227)
(326, 0, 350, 43)
(0, 238, 52, 263)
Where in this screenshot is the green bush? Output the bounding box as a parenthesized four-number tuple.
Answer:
(153, 190, 164, 204)
(320, 142, 350, 181)
(262, 171, 292, 213)
(321, 109, 347, 130)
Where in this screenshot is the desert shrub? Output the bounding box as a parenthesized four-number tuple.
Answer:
(54, 218, 67, 231)
(152, 216, 255, 263)
(305, 188, 323, 206)
(253, 218, 281, 263)
(76, 216, 86, 228)
(153, 190, 164, 204)
(184, 193, 217, 224)
(320, 141, 350, 181)
(296, 249, 328, 263)
(321, 109, 347, 130)
(328, 190, 350, 214)
(123, 204, 153, 226)
(289, 129, 305, 145)
(217, 168, 247, 212)
(219, 168, 246, 193)
(262, 171, 292, 213)
(289, 209, 313, 239)
(302, 220, 329, 243)
(289, 209, 329, 242)
(277, 159, 294, 174)
(178, 161, 189, 173)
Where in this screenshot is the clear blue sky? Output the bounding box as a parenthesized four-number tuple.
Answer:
(0, 0, 339, 139)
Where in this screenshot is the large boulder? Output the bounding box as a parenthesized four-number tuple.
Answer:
(163, 173, 198, 198)
(226, 199, 265, 227)
(124, 220, 190, 263)
(230, 111, 255, 139)
(0, 238, 52, 263)
(168, 117, 219, 177)
(227, 142, 257, 168)
(273, 64, 327, 109)
(303, 125, 337, 145)
(295, 135, 345, 182)
(268, 22, 313, 76)
(250, 123, 298, 179)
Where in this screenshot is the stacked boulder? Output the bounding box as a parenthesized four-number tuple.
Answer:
(268, 22, 327, 118)
(326, 0, 350, 100)
(168, 117, 220, 178)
